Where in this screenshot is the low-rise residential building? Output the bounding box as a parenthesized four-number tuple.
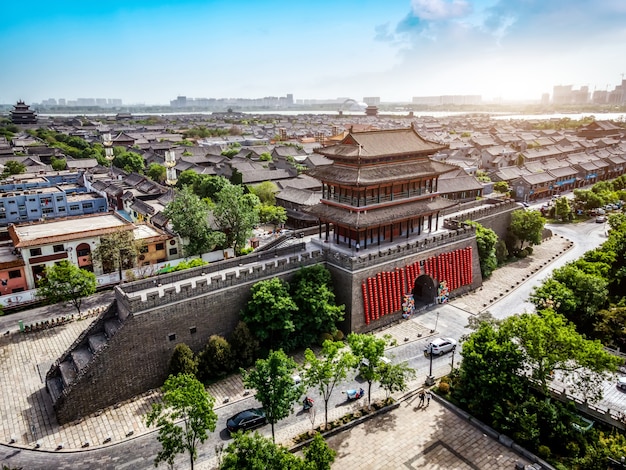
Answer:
(7, 213, 178, 290)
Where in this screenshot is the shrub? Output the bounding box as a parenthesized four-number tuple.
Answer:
(168, 343, 197, 377)
(439, 376, 451, 384)
(438, 382, 450, 394)
(197, 335, 235, 381)
(318, 332, 333, 345)
(229, 321, 260, 368)
(515, 250, 528, 258)
(537, 445, 551, 459)
(525, 246, 534, 255)
(332, 329, 344, 341)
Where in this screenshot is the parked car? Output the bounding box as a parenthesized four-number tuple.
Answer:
(226, 408, 267, 434)
(596, 215, 607, 223)
(617, 377, 626, 391)
(424, 337, 457, 356)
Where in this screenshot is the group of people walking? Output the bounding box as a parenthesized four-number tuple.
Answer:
(418, 389, 432, 407)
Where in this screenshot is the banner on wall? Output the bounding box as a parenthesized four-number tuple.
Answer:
(402, 293, 415, 319)
(437, 280, 449, 304)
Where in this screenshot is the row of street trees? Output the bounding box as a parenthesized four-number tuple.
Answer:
(147, 329, 411, 470)
(454, 310, 620, 465)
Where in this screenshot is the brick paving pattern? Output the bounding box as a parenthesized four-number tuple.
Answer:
(326, 396, 524, 469)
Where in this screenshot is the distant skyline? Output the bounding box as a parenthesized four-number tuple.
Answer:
(2, 0, 625, 105)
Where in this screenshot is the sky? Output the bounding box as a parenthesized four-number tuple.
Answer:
(1, 0, 626, 105)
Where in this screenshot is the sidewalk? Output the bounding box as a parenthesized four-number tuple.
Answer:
(0, 233, 572, 455)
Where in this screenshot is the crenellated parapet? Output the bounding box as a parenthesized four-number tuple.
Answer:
(117, 249, 324, 315)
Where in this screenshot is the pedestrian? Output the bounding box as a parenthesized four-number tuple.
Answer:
(418, 390, 425, 407)
(426, 390, 432, 407)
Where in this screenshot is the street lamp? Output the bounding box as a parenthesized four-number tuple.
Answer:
(164, 149, 177, 187)
(102, 133, 115, 177)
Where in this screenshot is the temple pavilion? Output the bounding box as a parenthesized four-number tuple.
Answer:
(306, 127, 460, 250)
(10, 100, 38, 124)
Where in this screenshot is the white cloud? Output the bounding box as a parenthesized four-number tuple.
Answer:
(410, 0, 471, 20)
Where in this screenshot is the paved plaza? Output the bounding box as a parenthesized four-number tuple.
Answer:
(0, 233, 571, 468)
(327, 395, 526, 470)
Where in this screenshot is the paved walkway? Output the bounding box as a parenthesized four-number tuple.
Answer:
(326, 396, 526, 469)
(0, 233, 571, 467)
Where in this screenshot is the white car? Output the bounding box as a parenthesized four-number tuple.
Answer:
(424, 337, 457, 356)
(617, 377, 626, 391)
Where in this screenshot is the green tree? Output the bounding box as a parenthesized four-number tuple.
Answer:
(509, 209, 545, 250)
(378, 360, 416, 399)
(241, 278, 297, 350)
(553, 196, 572, 221)
(194, 175, 229, 201)
(257, 204, 287, 226)
(147, 162, 167, 184)
(113, 149, 145, 174)
(197, 335, 235, 381)
(242, 349, 303, 443)
(219, 431, 305, 470)
(347, 333, 393, 406)
(290, 265, 345, 348)
(229, 321, 260, 368)
(493, 181, 510, 194)
(36, 260, 97, 316)
(164, 186, 226, 256)
(212, 183, 260, 254)
(303, 340, 354, 429)
(250, 181, 278, 205)
(91, 229, 140, 282)
(510, 310, 620, 400)
(303, 432, 336, 470)
(176, 169, 200, 189)
(50, 157, 67, 171)
(455, 317, 526, 422)
(145, 373, 217, 470)
(2, 160, 26, 178)
(168, 343, 198, 377)
(464, 221, 498, 278)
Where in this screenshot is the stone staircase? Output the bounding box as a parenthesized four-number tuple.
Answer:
(46, 306, 123, 406)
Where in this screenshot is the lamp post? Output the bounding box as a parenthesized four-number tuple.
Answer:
(164, 149, 177, 187)
(102, 133, 115, 177)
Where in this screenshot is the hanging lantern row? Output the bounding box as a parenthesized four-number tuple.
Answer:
(361, 247, 473, 324)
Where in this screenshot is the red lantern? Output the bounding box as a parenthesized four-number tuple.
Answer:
(362, 283, 370, 324)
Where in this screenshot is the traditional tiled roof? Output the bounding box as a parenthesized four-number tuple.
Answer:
(305, 197, 456, 229)
(275, 187, 321, 206)
(307, 159, 458, 186)
(315, 127, 446, 162)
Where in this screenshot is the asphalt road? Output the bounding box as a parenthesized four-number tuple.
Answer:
(488, 218, 607, 318)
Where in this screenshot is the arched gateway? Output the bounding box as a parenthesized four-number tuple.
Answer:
(413, 274, 437, 309)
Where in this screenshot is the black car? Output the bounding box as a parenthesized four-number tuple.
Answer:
(226, 408, 267, 434)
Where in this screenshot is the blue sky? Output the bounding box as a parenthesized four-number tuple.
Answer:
(1, 0, 625, 105)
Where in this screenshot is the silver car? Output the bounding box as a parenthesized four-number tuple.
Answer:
(424, 337, 457, 356)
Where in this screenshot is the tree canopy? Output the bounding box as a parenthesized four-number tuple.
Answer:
(145, 373, 217, 470)
(212, 183, 260, 254)
(303, 340, 354, 429)
(91, 229, 140, 282)
(241, 278, 297, 351)
(164, 185, 225, 256)
(36, 260, 97, 315)
(347, 333, 394, 406)
(464, 220, 498, 278)
(241, 349, 303, 443)
(509, 209, 545, 250)
(290, 265, 345, 348)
